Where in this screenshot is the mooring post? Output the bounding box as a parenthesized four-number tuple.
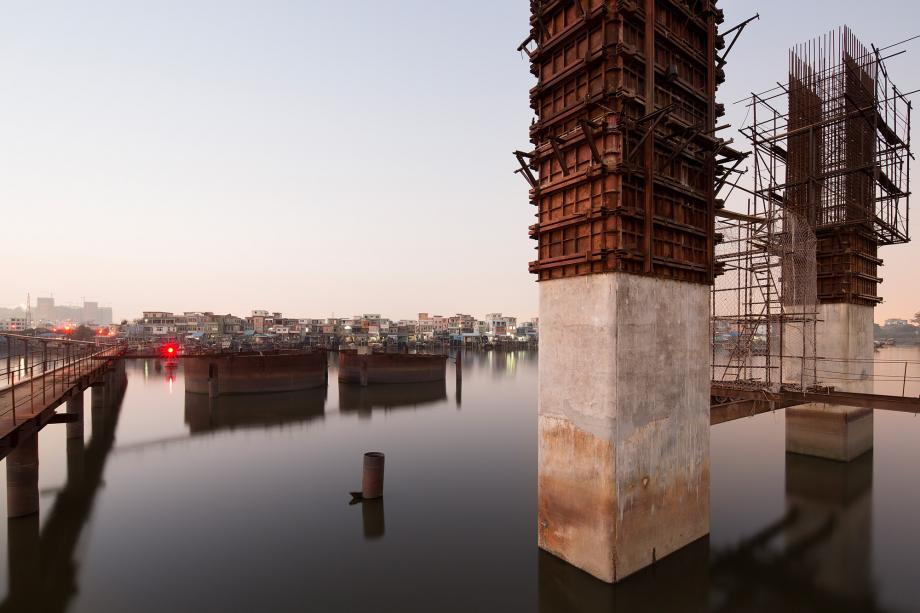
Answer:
(361, 452, 385, 499)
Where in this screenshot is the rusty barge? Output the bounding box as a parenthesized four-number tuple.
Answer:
(337, 351, 447, 386)
(184, 350, 328, 395)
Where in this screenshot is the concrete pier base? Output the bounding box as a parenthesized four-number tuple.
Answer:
(786, 406, 873, 462)
(538, 274, 710, 583)
(6, 433, 39, 518)
(786, 303, 874, 462)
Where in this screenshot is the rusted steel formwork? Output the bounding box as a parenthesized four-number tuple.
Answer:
(523, 0, 725, 284)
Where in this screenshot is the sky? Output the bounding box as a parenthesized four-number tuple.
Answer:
(1, 0, 917, 323)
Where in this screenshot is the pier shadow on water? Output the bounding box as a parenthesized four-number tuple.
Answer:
(1, 374, 128, 613)
(538, 450, 889, 613)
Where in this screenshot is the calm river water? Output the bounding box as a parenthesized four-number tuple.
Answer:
(1, 347, 919, 612)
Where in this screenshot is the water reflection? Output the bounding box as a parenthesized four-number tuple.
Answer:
(183, 389, 327, 434)
(338, 381, 447, 417)
(0, 349, 916, 612)
(538, 539, 710, 612)
(1, 372, 128, 613)
(359, 499, 385, 541)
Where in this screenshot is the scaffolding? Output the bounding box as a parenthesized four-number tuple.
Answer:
(711, 202, 818, 392)
(712, 26, 912, 391)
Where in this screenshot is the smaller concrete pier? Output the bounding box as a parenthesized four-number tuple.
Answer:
(787, 304, 874, 462)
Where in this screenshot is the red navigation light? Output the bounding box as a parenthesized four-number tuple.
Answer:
(167, 346, 175, 354)
(161, 342, 179, 358)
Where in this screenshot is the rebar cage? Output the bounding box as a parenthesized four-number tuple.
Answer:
(712, 26, 912, 391)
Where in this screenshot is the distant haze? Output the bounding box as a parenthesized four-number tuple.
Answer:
(2, 1, 917, 323)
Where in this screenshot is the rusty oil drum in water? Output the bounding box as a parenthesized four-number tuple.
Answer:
(362, 452, 385, 499)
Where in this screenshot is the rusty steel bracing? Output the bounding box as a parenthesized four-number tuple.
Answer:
(519, 0, 730, 284)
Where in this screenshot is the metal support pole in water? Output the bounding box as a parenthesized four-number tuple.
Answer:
(208, 364, 219, 399)
(91, 384, 106, 436)
(41, 341, 47, 404)
(66, 392, 85, 485)
(67, 392, 85, 440)
(6, 432, 39, 518)
(362, 452, 385, 499)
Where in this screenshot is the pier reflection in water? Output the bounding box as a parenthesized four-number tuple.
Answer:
(0, 348, 918, 612)
(338, 381, 447, 417)
(184, 388, 326, 434)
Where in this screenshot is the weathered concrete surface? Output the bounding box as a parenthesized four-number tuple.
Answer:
(185, 351, 328, 395)
(338, 351, 447, 385)
(787, 303, 874, 461)
(538, 274, 710, 583)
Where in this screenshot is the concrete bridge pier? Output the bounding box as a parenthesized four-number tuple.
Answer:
(6, 432, 39, 518)
(538, 275, 711, 583)
(786, 304, 874, 462)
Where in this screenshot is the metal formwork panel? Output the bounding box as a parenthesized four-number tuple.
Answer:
(815, 228, 882, 306)
(526, 0, 723, 284)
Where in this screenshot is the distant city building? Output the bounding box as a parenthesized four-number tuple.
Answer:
(125, 307, 537, 345)
(31, 296, 113, 326)
(485, 313, 517, 338)
(884, 318, 910, 327)
(0, 317, 28, 331)
(140, 311, 177, 336)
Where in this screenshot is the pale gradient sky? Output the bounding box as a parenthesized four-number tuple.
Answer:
(1, 1, 917, 323)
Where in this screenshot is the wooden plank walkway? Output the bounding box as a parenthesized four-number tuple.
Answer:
(0, 347, 121, 456)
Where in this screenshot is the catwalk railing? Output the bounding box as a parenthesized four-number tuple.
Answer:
(0, 333, 123, 427)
